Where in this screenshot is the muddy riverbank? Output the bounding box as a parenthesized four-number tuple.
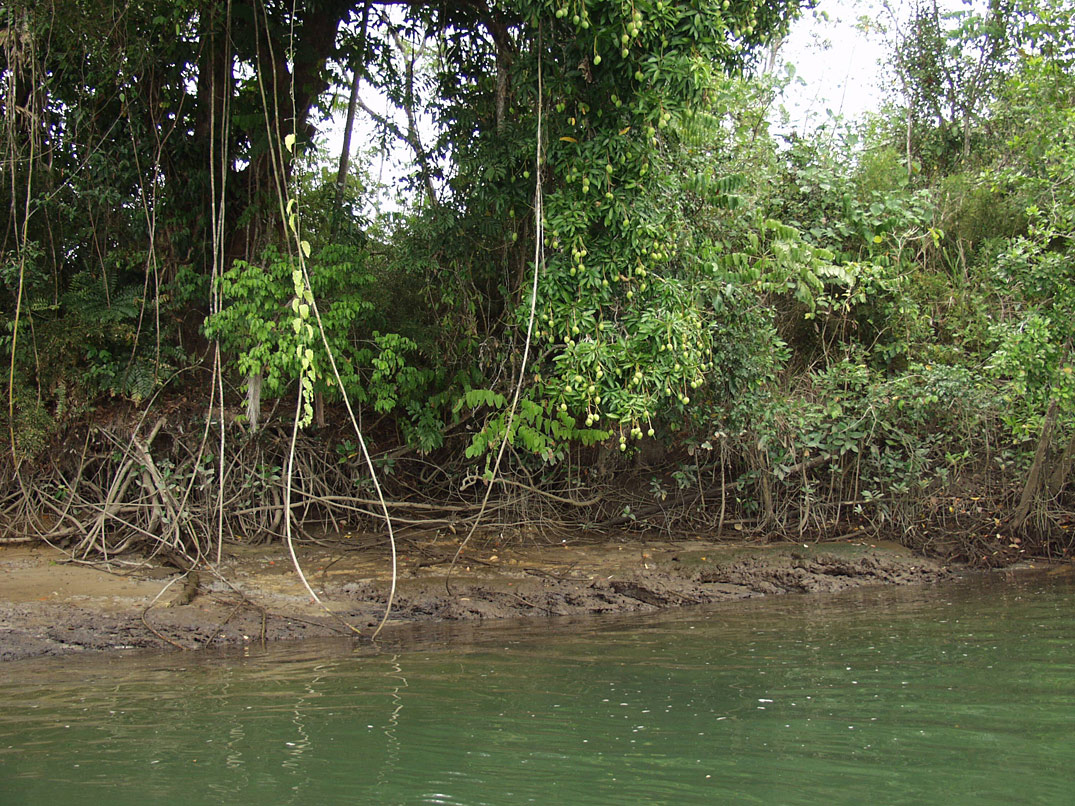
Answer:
(1, 534, 957, 662)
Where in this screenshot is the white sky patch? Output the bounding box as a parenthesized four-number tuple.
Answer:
(776, 0, 889, 133)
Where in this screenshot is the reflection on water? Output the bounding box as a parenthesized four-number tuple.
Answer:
(1, 572, 1074, 805)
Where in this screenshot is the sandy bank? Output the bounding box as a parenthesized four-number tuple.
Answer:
(0, 534, 954, 662)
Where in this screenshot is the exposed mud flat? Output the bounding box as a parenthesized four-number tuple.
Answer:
(0, 536, 955, 662)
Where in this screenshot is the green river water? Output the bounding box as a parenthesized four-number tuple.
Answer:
(2, 571, 1073, 805)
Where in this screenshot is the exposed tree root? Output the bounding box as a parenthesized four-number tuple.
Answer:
(2, 408, 1073, 571)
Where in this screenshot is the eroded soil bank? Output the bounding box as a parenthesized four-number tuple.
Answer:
(0, 534, 957, 662)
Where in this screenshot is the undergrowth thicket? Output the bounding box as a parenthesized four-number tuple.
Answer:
(2, 0, 1074, 566)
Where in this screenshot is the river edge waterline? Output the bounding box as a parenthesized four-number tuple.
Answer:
(0, 537, 962, 663)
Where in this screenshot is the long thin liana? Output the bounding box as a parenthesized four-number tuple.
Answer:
(447, 26, 545, 594)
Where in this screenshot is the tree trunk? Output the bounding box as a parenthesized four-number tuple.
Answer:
(246, 371, 263, 432)
(1046, 427, 1075, 498)
(1012, 398, 1058, 530)
(332, 4, 370, 237)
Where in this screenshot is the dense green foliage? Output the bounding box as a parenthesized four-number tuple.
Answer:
(3, 0, 1075, 555)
